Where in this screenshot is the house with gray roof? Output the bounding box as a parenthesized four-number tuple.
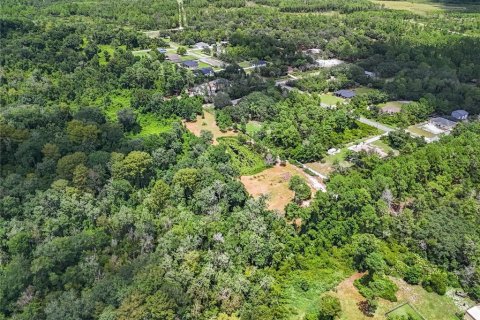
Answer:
(334, 89, 356, 99)
(430, 117, 456, 130)
(451, 109, 468, 121)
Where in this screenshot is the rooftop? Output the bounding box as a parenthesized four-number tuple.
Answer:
(467, 305, 480, 320)
(334, 89, 356, 99)
(200, 67, 214, 75)
(452, 109, 468, 117)
(430, 117, 456, 128)
(183, 60, 199, 68)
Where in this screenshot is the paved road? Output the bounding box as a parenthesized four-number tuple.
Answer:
(358, 117, 395, 133)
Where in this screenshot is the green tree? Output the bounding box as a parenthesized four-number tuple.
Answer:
(112, 151, 153, 187)
(177, 46, 187, 55)
(56, 152, 87, 180)
(318, 295, 341, 320)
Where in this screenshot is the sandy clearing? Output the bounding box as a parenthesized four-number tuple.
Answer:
(184, 111, 237, 145)
(240, 163, 323, 213)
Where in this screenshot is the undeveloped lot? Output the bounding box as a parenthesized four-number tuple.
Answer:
(332, 273, 469, 320)
(240, 163, 322, 212)
(184, 110, 237, 144)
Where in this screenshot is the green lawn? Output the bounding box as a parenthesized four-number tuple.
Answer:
(238, 61, 251, 68)
(386, 303, 424, 320)
(180, 55, 197, 61)
(372, 0, 468, 15)
(198, 61, 211, 68)
(354, 87, 377, 95)
(246, 121, 262, 136)
(371, 139, 396, 154)
(132, 50, 151, 58)
(319, 94, 344, 106)
(98, 45, 126, 65)
(407, 124, 436, 138)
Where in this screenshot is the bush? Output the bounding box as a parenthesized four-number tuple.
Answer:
(318, 295, 341, 320)
(355, 274, 398, 302)
(422, 273, 447, 295)
(288, 175, 311, 203)
(404, 265, 423, 285)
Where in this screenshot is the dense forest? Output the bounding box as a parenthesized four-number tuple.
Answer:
(1, 0, 480, 319)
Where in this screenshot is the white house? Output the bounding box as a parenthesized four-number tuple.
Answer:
(465, 305, 480, 320)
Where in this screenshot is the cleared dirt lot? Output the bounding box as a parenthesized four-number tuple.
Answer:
(184, 110, 237, 144)
(240, 163, 322, 212)
(332, 273, 470, 320)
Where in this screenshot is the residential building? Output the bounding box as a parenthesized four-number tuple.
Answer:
(452, 109, 469, 121)
(182, 60, 199, 69)
(465, 305, 480, 320)
(252, 60, 267, 67)
(429, 117, 456, 130)
(334, 89, 356, 99)
(199, 67, 214, 76)
(194, 42, 210, 50)
(166, 53, 181, 63)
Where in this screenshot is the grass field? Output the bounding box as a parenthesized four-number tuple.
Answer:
(354, 87, 378, 95)
(333, 274, 466, 320)
(180, 55, 197, 61)
(240, 163, 317, 212)
(98, 45, 126, 65)
(306, 148, 351, 177)
(184, 110, 237, 144)
(101, 90, 172, 137)
(246, 121, 263, 136)
(238, 61, 251, 68)
(319, 94, 345, 106)
(133, 114, 172, 137)
(371, 140, 397, 155)
(407, 123, 436, 138)
(386, 303, 424, 320)
(373, 0, 467, 15)
(279, 255, 352, 320)
(220, 137, 266, 175)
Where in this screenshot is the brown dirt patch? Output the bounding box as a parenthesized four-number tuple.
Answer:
(240, 163, 317, 212)
(184, 111, 236, 145)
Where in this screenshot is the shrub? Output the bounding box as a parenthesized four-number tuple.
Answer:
(288, 175, 311, 203)
(422, 273, 447, 295)
(355, 274, 398, 302)
(404, 265, 423, 285)
(318, 295, 341, 320)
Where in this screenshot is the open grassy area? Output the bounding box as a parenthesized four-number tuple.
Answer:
(246, 121, 263, 136)
(386, 303, 424, 320)
(180, 55, 197, 61)
(133, 114, 173, 137)
(100, 90, 172, 137)
(319, 93, 345, 106)
(354, 87, 378, 95)
(332, 274, 466, 320)
(197, 61, 211, 68)
(371, 139, 397, 155)
(279, 255, 352, 320)
(306, 148, 351, 177)
(132, 50, 151, 58)
(238, 61, 251, 68)
(98, 45, 126, 65)
(240, 163, 318, 212)
(407, 123, 436, 138)
(184, 110, 237, 144)
(373, 0, 468, 15)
